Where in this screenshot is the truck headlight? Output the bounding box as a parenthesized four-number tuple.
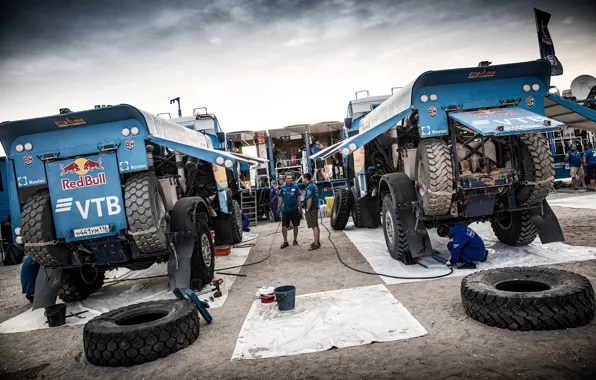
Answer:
(348, 143, 357, 151)
(216, 156, 224, 165)
(16, 236, 23, 244)
(430, 94, 438, 101)
(131, 127, 140, 135)
(14, 227, 21, 236)
(522, 84, 531, 92)
(224, 159, 233, 168)
(15, 144, 24, 153)
(341, 148, 350, 156)
(122, 128, 131, 136)
(420, 95, 429, 103)
(532, 83, 540, 91)
(24, 143, 33, 151)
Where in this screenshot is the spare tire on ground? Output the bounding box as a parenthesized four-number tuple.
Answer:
(84, 300, 200, 367)
(330, 188, 353, 230)
(461, 267, 596, 331)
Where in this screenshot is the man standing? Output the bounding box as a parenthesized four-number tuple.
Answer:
(584, 143, 596, 191)
(437, 224, 488, 269)
(278, 173, 302, 249)
(270, 181, 280, 221)
(303, 173, 321, 250)
(565, 143, 586, 190)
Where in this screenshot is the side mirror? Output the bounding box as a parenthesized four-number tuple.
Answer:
(216, 132, 225, 142)
(344, 118, 352, 130)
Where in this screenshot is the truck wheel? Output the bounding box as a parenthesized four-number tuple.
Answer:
(190, 221, 215, 290)
(330, 188, 353, 230)
(124, 173, 168, 253)
(20, 190, 70, 267)
(84, 300, 200, 367)
(351, 186, 364, 228)
(516, 133, 554, 206)
(381, 195, 415, 265)
(491, 210, 537, 246)
(229, 200, 243, 244)
(58, 267, 105, 302)
(461, 267, 596, 331)
(416, 138, 453, 216)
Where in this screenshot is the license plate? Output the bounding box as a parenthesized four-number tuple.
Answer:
(73, 225, 111, 237)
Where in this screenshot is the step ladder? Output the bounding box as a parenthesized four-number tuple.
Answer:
(241, 190, 258, 227)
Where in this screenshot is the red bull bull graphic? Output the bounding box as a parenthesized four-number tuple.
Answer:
(60, 157, 106, 190)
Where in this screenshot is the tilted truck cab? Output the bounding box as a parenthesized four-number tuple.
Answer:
(0, 105, 254, 309)
(313, 60, 566, 265)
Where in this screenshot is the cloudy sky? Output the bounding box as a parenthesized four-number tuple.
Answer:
(1, 0, 595, 134)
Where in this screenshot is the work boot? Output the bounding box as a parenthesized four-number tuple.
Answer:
(458, 262, 477, 270)
(481, 250, 488, 262)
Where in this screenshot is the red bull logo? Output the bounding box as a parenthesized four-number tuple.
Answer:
(60, 157, 106, 190)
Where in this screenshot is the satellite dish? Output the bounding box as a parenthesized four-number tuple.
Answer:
(570, 74, 596, 100)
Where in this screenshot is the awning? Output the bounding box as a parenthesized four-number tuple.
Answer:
(149, 136, 255, 167)
(545, 94, 596, 132)
(448, 107, 563, 136)
(311, 108, 412, 159)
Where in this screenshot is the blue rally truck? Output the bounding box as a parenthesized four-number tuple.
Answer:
(313, 60, 567, 264)
(0, 105, 252, 309)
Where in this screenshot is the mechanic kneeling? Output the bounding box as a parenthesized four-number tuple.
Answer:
(437, 224, 488, 269)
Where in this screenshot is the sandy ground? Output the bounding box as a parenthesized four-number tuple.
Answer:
(0, 192, 595, 380)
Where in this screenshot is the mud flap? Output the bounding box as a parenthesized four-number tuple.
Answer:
(32, 267, 63, 310)
(530, 200, 565, 244)
(168, 198, 198, 291)
(397, 206, 433, 259)
(358, 197, 381, 228)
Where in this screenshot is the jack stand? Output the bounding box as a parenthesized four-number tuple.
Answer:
(173, 288, 213, 324)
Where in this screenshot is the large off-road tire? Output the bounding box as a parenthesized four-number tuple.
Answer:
(124, 173, 168, 253)
(461, 267, 596, 331)
(416, 138, 453, 216)
(58, 267, 105, 302)
(190, 221, 215, 290)
(84, 300, 200, 367)
(381, 195, 415, 265)
(330, 188, 353, 230)
(351, 186, 364, 228)
(20, 190, 70, 267)
(491, 210, 537, 246)
(516, 133, 554, 206)
(229, 200, 243, 243)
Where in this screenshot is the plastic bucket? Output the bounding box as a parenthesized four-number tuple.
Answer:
(274, 285, 296, 311)
(44, 304, 66, 327)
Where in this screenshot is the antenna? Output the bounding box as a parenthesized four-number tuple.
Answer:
(570, 75, 596, 100)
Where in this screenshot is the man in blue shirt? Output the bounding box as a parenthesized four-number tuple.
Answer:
(311, 140, 325, 181)
(584, 143, 596, 191)
(278, 173, 302, 248)
(437, 224, 487, 269)
(270, 181, 281, 221)
(303, 173, 321, 250)
(565, 143, 586, 190)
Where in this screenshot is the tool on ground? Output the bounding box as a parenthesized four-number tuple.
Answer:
(212, 279, 223, 298)
(173, 287, 213, 324)
(216, 271, 247, 277)
(66, 310, 88, 319)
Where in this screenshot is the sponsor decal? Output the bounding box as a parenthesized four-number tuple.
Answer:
(55, 117, 86, 128)
(470, 109, 518, 119)
(428, 106, 437, 117)
(125, 139, 135, 150)
(24, 154, 33, 166)
(55, 196, 121, 219)
(17, 176, 46, 187)
(526, 96, 535, 108)
(468, 68, 496, 79)
(59, 157, 106, 190)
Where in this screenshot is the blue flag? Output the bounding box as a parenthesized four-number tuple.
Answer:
(534, 8, 563, 76)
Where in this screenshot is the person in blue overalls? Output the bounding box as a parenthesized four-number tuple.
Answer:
(437, 224, 488, 269)
(21, 256, 40, 303)
(270, 181, 281, 221)
(583, 143, 596, 192)
(278, 173, 302, 249)
(565, 143, 586, 190)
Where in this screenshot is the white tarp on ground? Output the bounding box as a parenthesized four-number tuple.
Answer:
(340, 221, 596, 285)
(0, 233, 257, 334)
(548, 193, 596, 209)
(232, 284, 427, 360)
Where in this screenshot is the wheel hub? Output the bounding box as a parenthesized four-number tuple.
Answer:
(385, 210, 395, 246)
(201, 233, 212, 267)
